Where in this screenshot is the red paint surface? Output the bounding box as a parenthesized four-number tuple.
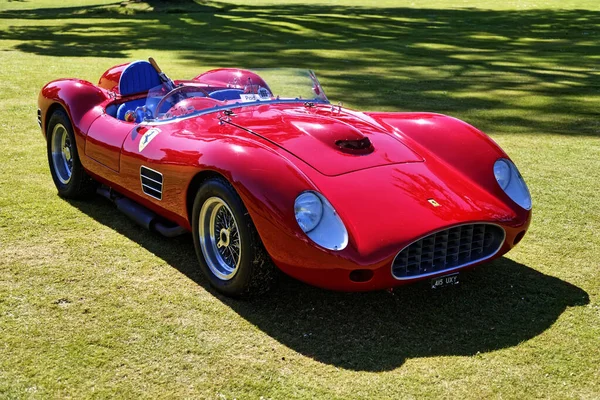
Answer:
(38, 63, 532, 291)
(97, 62, 128, 92)
(193, 68, 272, 93)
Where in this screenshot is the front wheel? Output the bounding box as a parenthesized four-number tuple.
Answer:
(192, 178, 275, 297)
(46, 109, 96, 198)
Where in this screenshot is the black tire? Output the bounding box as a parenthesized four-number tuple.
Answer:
(46, 109, 96, 198)
(192, 177, 275, 297)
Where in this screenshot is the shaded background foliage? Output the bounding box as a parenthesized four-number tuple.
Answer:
(1, 0, 599, 136)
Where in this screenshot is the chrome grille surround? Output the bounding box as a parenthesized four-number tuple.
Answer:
(391, 223, 505, 280)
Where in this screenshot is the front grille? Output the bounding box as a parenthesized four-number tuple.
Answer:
(392, 223, 505, 279)
(37, 109, 42, 128)
(140, 166, 163, 200)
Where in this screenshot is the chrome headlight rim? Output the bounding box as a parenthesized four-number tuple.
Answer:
(493, 158, 532, 211)
(294, 190, 348, 251)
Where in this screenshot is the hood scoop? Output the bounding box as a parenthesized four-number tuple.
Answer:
(335, 137, 374, 155)
(229, 107, 423, 176)
(290, 120, 375, 156)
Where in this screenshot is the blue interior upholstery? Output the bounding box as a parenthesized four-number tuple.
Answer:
(118, 61, 162, 96)
(116, 98, 146, 121)
(105, 104, 118, 118)
(209, 89, 244, 101)
(113, 60, 162, 122)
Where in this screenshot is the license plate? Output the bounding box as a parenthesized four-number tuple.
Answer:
(430, 273, 459, 289)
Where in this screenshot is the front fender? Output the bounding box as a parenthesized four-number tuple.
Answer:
(365, 112, 529, 221)
(119, 118, 324, 266)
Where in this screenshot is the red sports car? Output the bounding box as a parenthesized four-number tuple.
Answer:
(38, 59, 532, 296)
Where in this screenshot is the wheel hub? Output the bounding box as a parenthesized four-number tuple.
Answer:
(63, 145, 71, 161)
(218, 228, 230, 248)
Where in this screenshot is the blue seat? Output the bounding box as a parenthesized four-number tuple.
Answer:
(209, 89, 244, 101)
(116, 61, 162, 122)
(119, 60, 162, 96)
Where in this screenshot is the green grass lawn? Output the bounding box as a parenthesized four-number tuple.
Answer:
(1, 0, 599, 398)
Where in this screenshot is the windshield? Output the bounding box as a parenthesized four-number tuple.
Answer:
(143, 68, 328, 122)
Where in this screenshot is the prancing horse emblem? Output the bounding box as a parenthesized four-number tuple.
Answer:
(428, 198, 441, 207)
(139, 128, 161, 152)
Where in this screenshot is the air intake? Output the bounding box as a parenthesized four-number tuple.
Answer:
(140, 166, 163, 200)
(392, 223, 505, 279)
(335, 137, 373, 155)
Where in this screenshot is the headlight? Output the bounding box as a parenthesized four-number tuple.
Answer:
(294, 191, 348, 251)
(494, 159, 511, 190)
(493, 158, 532, 210)
(294, 192, 323, 233)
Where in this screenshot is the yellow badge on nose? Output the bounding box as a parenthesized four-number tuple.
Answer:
(428, 198, 441, 207)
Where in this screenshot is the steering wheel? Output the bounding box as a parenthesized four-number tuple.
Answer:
(154, 85, 210, 119)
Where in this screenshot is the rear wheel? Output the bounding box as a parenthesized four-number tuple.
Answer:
(46, 109, 96, 198)
(192, 177, 275, 297)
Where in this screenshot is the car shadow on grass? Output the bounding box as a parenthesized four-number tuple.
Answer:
(69, 196, 589, 372)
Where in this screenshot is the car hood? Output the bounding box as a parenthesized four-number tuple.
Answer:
(308, 161, 521, 259)
(228, 105, 424, 176)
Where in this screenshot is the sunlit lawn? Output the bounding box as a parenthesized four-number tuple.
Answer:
(0, 0, 599, 398)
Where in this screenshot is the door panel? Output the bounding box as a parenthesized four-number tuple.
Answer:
(85, 115, 134, 172)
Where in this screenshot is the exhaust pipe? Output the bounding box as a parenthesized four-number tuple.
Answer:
(97, 186, 187, 237)
(115, 197, 155, 230)
(154, 221, 187, 238)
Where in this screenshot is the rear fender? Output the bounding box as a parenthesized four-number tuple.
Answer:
(38, 79, 110, 139)
(97, 62, 129, 92)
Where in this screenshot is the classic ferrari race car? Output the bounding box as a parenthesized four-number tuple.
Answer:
(38, 58, 532, 296)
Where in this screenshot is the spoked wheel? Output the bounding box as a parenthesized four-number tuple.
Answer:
(199, 197, 242, 281)
(50, 122, 74, 185)
(192, 178, 275, 297)
(46, 109, 96, 198)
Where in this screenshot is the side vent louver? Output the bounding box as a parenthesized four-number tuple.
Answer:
(140, 166, 163, 200)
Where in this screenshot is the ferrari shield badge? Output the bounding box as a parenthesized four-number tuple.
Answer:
(428, 198, 441, 207)
(139, 128, 161, 152)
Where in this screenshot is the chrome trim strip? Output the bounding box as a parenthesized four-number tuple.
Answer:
(141, 183, 161, 192)
(140, 166, 163, 201)
(142, 187, 162, 200)
(140, 175, 162, 185)
(391, 222, 506, 280)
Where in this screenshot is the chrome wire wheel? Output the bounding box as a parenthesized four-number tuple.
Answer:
(198, 197, 242, 281)
(50, 123, 73, 184)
